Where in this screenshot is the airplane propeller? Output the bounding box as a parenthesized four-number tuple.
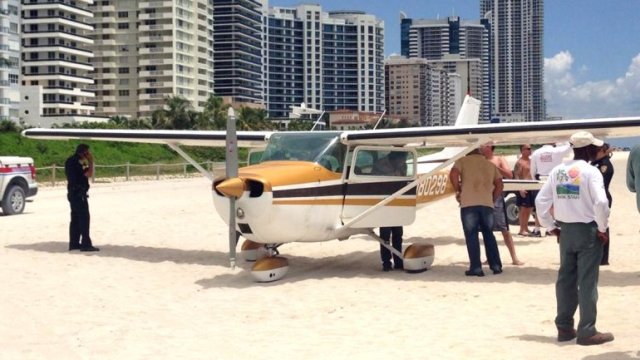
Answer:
(225, 107, 239, 268)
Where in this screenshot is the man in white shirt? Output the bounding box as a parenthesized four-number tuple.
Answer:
(530, 142, 572, 179)
(535, 131, 613, 346)
(530, 142, 572, 235)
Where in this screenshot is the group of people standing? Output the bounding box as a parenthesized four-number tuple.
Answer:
(447, 131, 622, 346)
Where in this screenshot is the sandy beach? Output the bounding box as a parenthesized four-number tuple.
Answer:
(2, 153, 639, 360)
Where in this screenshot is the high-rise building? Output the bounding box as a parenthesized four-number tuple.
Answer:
(385, 56, 455, 127)
(481, 0, 544, 122)
(213, 0, 264, 106)
(0, 0, 20, 123)
(401, 16, 491, 123)
(20, 0, 104, 127)
(265, 5, 384, 118)
(89, 0, 215, 119)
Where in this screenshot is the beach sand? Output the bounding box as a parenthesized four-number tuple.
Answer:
(2, 153, 639, 360)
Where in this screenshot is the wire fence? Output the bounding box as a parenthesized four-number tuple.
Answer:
(35, 161, 237, 186)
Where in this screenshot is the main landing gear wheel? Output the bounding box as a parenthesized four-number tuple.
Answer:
(402, 244, 434, 273)
(251, 256, 289, 282)
(505, 195, 519, 226)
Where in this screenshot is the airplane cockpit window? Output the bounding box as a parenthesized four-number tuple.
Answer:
(260, 133, 344, 171)
(354, 149, 414, 177)
(315, 138, 346, 172)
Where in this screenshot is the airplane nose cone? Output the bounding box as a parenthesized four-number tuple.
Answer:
(216, 177, 246, 198)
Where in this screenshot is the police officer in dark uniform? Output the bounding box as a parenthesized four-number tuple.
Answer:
(591, 143, 614, 265)
(65, 144, 99, 252)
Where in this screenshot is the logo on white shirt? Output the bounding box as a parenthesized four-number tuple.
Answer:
(555, 166, 581, 199)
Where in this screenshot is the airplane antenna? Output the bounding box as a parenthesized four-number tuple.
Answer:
(373, 108, 387, 130)
(225, 107, 238, 269)
(310, 110, 326, 131)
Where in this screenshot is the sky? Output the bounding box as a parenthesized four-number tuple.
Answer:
(270, 0, 640, 119)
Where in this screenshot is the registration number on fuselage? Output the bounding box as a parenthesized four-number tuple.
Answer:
(416, 173, 449, 197)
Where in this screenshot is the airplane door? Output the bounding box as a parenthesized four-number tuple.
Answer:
(341, 147, 417, 228)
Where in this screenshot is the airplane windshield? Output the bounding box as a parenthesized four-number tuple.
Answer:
(260, 132, 346, 172)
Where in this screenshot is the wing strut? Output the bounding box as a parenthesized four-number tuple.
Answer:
(166, 143, 214, 181)
(338, 138, 489, 231)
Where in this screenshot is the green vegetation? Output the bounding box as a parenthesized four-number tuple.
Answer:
(0, 130, 235, 175)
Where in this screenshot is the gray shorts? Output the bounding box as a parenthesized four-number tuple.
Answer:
(493, 195, 509, 232)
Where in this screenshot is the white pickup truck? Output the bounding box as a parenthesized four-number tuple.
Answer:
(0, 156, 38, 215)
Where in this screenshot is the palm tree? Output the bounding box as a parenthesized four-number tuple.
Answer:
(236, 107, 272, 130)
(197, 95, 228, 130)
(152, 96, 195, 129)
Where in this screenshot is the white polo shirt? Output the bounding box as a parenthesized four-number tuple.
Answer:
(535, 159, 610, 232)
(530, 143, 572, 178)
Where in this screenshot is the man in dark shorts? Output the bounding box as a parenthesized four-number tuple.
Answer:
(480, 144, 523, 265)
(513, 144, 542, 237)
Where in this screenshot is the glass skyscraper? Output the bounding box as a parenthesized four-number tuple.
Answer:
(481, 0, 544, 122)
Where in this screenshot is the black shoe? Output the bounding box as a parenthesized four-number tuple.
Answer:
(69, 246, 81, 251)
(491, 267, 503, 275)
(80, 246, 100, 252)
(393, 263, 404, 270)
(382, 263, 392, 272)
(557, 327, 577, 342)
(465, 269, 485, 277)
(577, 332, 614, 346)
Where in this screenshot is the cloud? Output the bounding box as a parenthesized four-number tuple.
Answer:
(544, 52, 640, 118)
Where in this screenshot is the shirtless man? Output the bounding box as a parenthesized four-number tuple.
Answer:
(513, 144, 542, 236)
(480, 144, 524, 265)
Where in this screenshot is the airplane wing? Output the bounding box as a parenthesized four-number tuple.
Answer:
(22, 116, 640, 150)
(341, 117, 640, 147)
(21, 128, 272, 148)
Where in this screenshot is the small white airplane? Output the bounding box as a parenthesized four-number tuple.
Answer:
(22, 97, 640, 281)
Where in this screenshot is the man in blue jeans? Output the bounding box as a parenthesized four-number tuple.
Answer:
(449, 149, 504, 276)
(536, 131, 613, 346)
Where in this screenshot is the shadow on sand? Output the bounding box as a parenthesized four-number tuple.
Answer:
(7, 241, 640, 289)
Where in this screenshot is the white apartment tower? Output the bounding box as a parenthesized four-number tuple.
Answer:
(0, 0, 20, 123)
(90, 0, 214, 119)
(385, 56, 455, 127)
(481, 0, 544, 122)
(20, 0, 102, 127)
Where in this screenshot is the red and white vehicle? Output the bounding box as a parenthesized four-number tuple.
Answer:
(0, 156, 38, 215)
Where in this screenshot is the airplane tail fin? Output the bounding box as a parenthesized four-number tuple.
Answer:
(417, 95, 481, 171)
(454, 95, 481, 127)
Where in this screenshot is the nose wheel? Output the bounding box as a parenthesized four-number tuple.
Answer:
(246, 243, 288, 282)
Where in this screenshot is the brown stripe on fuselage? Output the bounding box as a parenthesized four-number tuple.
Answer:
(272, 198, 415, 207)
(273, 180, 414, 198)
(344, 181, 415, 196)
